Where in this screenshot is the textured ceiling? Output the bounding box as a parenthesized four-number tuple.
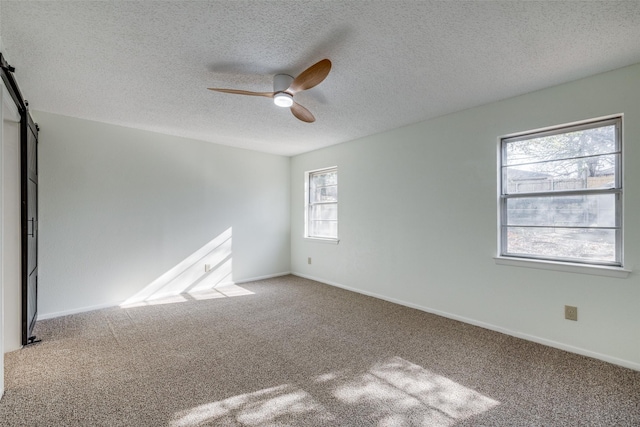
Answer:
(2, 1, 640, 156)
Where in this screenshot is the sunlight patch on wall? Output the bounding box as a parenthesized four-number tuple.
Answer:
(120, 227, 254, 308)
(170, 357, 498, 426)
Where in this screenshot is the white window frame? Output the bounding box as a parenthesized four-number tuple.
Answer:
(498, 116, 624, 271)
(304, 166, 338, 242)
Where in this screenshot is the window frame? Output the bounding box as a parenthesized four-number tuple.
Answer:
(498, 116, 623, 268)
(304, 166, 339, 242)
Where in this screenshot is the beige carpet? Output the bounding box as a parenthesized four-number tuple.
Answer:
(1, 275, 639, 426)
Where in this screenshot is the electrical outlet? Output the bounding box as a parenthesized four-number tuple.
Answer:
(565, 305, 578, 321)
(308, 257, 312, 265)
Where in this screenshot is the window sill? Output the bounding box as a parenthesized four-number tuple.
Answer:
(304, 237, 340, 245)
(494, 256, 630, 279)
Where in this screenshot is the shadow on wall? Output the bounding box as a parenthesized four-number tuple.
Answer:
(120, 227, 253, 308)
(170, 356, 499, 426)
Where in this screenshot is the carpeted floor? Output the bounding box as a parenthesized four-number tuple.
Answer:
(1, 275, 639, 426)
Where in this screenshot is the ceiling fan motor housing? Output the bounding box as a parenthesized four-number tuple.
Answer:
(273, 74, 294, 93)
(273, 74, 295, 107)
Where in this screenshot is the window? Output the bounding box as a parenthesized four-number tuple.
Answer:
(305, 167, 338, 240)
(499, 117, 622, 266)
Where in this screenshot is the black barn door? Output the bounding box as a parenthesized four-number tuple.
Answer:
(21, 113, 38, 345)
(0, 53, 38, 345)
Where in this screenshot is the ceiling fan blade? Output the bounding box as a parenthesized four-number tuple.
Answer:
(290, 102, 315, 123)
(207, 88, 274, 98)
(287, 59, 332, 94)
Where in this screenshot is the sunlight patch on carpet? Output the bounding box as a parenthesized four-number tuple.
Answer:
(171, 357, 498, 426)
(170, 384, 334, 427)
(330, 356, 500, 425)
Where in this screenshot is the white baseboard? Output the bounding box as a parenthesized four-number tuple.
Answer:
(38, 271, 292, 321)
(38, 301, 121, 320)
(235, 271, 291, 284)
(291, 272, 640, 372)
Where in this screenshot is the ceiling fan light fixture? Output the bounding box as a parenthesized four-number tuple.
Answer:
(273, 92, 294, 108)
(208, 60, 331, 123)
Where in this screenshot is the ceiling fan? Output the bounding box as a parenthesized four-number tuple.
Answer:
(208, 59, 332, 123)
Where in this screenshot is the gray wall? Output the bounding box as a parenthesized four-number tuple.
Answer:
(291, 63, 640, 369)
(36, 112, 290, 317)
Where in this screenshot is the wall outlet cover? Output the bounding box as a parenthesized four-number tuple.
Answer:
(565, 305, 578, 321)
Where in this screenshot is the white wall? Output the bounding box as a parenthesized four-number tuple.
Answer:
(2, 108, 20, 352)
(0, 0, 5, 400)
(291, 63, 640, 370)
(1, 81, 23, 400)
(0, 82, 5, 400)
(36, 111, 290, 317)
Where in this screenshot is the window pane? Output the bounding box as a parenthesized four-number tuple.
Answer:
(309, 220, 337, 239)
(504, 154, 617, 194)
(505, 227, 616, 263)
(506, 194, 616, 227)
(505, 124, 616, 166)
(310, 170, 338, 203)
(306, 167, 338, 240)
(311, 170, 337, 186)
(500, 118, 621, 266)
(311, 184, 337, 203)
(310, 204, 337, 221)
